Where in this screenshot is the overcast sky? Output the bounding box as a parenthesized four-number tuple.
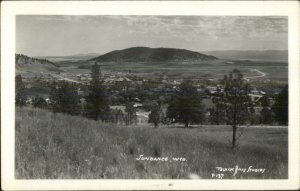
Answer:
(16, 15, 288, 57)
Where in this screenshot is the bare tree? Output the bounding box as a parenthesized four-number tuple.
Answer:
(214, 69, 252, 149)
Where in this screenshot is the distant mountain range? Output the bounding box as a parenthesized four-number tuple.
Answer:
(38, 53, 100, 61)
(203, 50, 288, 62)
(90, 47, 217, 63)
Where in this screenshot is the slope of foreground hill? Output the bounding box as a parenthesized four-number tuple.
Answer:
(15, 107, 287, 179)
(90, 47, 217, 63)
(15, 54, 61, 73)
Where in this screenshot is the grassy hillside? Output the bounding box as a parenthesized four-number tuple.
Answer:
(15, 107, 288, 179)
(15, 54, 61, 73)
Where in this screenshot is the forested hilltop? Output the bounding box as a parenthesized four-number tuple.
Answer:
(91, 47, 217, 63)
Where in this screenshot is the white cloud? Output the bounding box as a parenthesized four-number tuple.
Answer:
(16, 15, 288, 56)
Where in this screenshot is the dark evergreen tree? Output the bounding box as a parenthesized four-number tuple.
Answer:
(125, 102, 137, 125)
(15, 75, 27, 106)
(15, 92, 27, 106)
(167, 80, 205, 128)
(249, 105, 256, 125)
(209, 96, 228, 125)
(16, 74, 25, 90)
(260, 95, 273, 124)
(108, 109, 125, 124)
(32, 96, 48, 109)
(272, 85, 288, 125)
(85, 63, 110, 121)
(148, 102, 164, 128)
(213, 69, 252, 149)
(49, 81, 81, 115)
(208, 107, 222, 125)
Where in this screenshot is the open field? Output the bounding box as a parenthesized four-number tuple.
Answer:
(15, 107, 288, 179)
(55, 60, 287, 82)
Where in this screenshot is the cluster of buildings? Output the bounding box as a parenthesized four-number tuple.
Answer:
(21, 68, 280, 126)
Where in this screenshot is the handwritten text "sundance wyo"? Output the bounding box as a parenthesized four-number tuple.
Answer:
(136, 155, 187, 162)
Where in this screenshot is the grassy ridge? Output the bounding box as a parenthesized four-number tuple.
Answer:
(15, 107, 288, 179)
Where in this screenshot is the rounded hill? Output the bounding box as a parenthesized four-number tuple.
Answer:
(90, 47, 217, 63)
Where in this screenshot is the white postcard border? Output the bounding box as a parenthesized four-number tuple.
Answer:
(1, 1, 299, 190)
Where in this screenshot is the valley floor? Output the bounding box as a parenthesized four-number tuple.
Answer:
(15, 107, 288, 179)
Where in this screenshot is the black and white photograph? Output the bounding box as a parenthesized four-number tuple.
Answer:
(1, 1, 300, 190)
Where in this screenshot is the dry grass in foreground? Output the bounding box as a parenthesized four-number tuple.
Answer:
(15, 107, 288, 179)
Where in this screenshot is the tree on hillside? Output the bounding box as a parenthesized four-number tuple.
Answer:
(32, 96, 48, 109)
(260, 95, 273, 124)
(209, 95, 230, 125)
(248, 102, 260, 125)
(49, 82, 81, 115)
(272, 85, 288, 125)
(85, 63, 110, 121)
(148, 102, 164, 128)
(167, 80, 205, 128)
(15, 75, 27, 106)
(125, 102, 137, 125)
(16, 74, 25, 90)
(108, 109, 125, 124)
(208, 105, 224, 125)
(213, 69, 252, 149)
